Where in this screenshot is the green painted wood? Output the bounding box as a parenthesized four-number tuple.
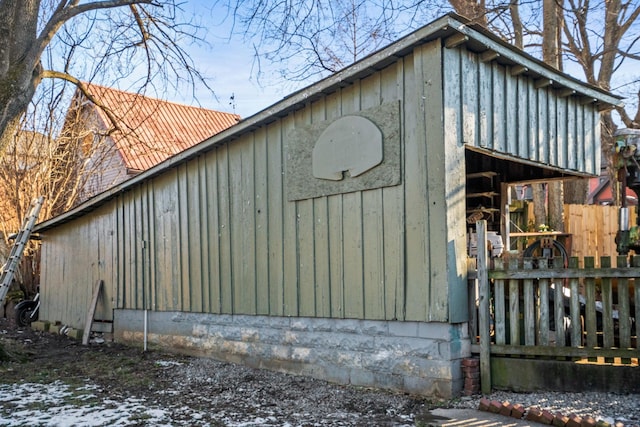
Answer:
(523, 258, 535, 345)
(461, 50, 478, 146)
(538, 259, 550, 346)
(516, 76, 529, 158)
(380, 62, 405, 321)
(360, 72, 385, 320)
(204, 149, 221, 313)
(404, 48, 429, 321)
(177, 163, 190, 311)
(186, 161, 203, 313)
(473, 344, 640, 359)
(266, 123, 284, 316)
(340, 82, 365, 319)
(197, 156, 211, 313)
(310, 100, 330, 318)
(505, 65, 518, 156)
(584, 257, 597, 349)
(476, 221, 492, 395)
(478, 53, 492, 148)
(282, 115, 299, 316)
(216, 145, 233, 313)
(508, 258, 520, 346)
(328, 194, 344, 318)
(494, 258, 506, 345)
(425, 40, 451, 322)
(342, 190, 364, 319)
(528, 80, 539, 161)
(601, 257, 614, 349)
(616, 256, 631, 348)
(569, 257, 582, 347)
(254, 127, 270, 315)
(492, 62, 506, 153)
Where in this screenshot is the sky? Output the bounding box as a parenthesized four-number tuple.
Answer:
(167, 1, 639, 124)
(168, 2, 311, 120)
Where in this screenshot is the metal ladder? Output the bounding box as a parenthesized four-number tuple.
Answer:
(0, 196, 45, 304)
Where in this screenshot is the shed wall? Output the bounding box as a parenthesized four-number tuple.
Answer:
(443, 46, 600, 175)
(40, 203, 116, 331)
(40, 40, 454, 328)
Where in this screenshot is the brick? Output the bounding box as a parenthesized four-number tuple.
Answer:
(478, 398, 491, 411)
(462, 358, 480, 367)
(510, 404, 526, 419)
(526, 407, 542, 422)
(464, 371, 480, 379)
(539, 410, 555, 425)
(489, 400, 502, 414)
(499, 401, 513, 416)
(581, 416, 597, 427)
(567, 414, 583, 427)
(464, 378, 479, 389)
(553, 412, 570, 427)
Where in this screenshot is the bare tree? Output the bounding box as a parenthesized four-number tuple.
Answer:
(0, 80, 116, 297)
(0, 0, 208, 154)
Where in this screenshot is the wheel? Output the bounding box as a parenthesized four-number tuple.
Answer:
(15, 301, 38, 327)
(523, 238, 569, 268)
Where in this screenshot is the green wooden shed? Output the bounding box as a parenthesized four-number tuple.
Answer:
(33, 14, 621, 397)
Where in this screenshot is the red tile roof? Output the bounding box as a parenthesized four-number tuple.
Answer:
(83, 84, 240, 171)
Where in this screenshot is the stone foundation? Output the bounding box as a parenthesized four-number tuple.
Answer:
(113, 309, 470, 398)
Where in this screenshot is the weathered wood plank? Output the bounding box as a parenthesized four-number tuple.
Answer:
(254, 127, 270, 315)
(617, 256, 631, 350)
(508, 258, 520, 345)
(471, 344, 640, 359)
(494, 258, 506, 346)
(489, 268, 640, 280)
(601, 257, 614, 349)
(584, 257, 598, 349)
(476, 221, 492, 394)
(553, 257, 566, 347)
(538, 259, 550, 346)
(569, 257, 582, 347)
(267, 123, 284, 316)
(523, 258, 535, 345)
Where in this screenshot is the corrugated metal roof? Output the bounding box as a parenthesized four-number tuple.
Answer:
(84, 84, 241, 171)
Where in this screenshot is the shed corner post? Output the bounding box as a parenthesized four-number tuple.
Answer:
(476, 220, 492, 394)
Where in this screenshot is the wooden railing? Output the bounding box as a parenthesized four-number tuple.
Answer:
(472, 220, 640, 393)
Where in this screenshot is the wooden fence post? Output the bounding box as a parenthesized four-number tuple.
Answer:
(476, 220, 492, 394)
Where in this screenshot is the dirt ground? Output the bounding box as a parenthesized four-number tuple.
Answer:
(0, 317, 448, 426)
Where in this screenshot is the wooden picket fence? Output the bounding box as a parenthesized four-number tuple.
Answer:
(472, 220, 640, 394)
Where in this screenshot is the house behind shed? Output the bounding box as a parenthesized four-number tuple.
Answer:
(33, 14, 620, 398)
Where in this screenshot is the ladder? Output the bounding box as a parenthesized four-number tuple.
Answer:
(0, 196, 45, 304)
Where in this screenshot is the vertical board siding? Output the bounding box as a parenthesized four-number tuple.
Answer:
(41, 40, 464, 326)
(40, 205, 116, 327)
(446, 46, 601, 175)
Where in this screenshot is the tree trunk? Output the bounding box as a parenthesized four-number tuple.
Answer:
(0, 0, 42, 154)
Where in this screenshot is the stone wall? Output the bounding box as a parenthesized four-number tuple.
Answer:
(113, 309, 470, 398)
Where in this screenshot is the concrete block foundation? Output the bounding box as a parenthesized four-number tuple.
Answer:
(113, 310, 470, 398)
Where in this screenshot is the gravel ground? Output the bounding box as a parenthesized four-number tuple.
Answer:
(0, 317, 639, 426)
